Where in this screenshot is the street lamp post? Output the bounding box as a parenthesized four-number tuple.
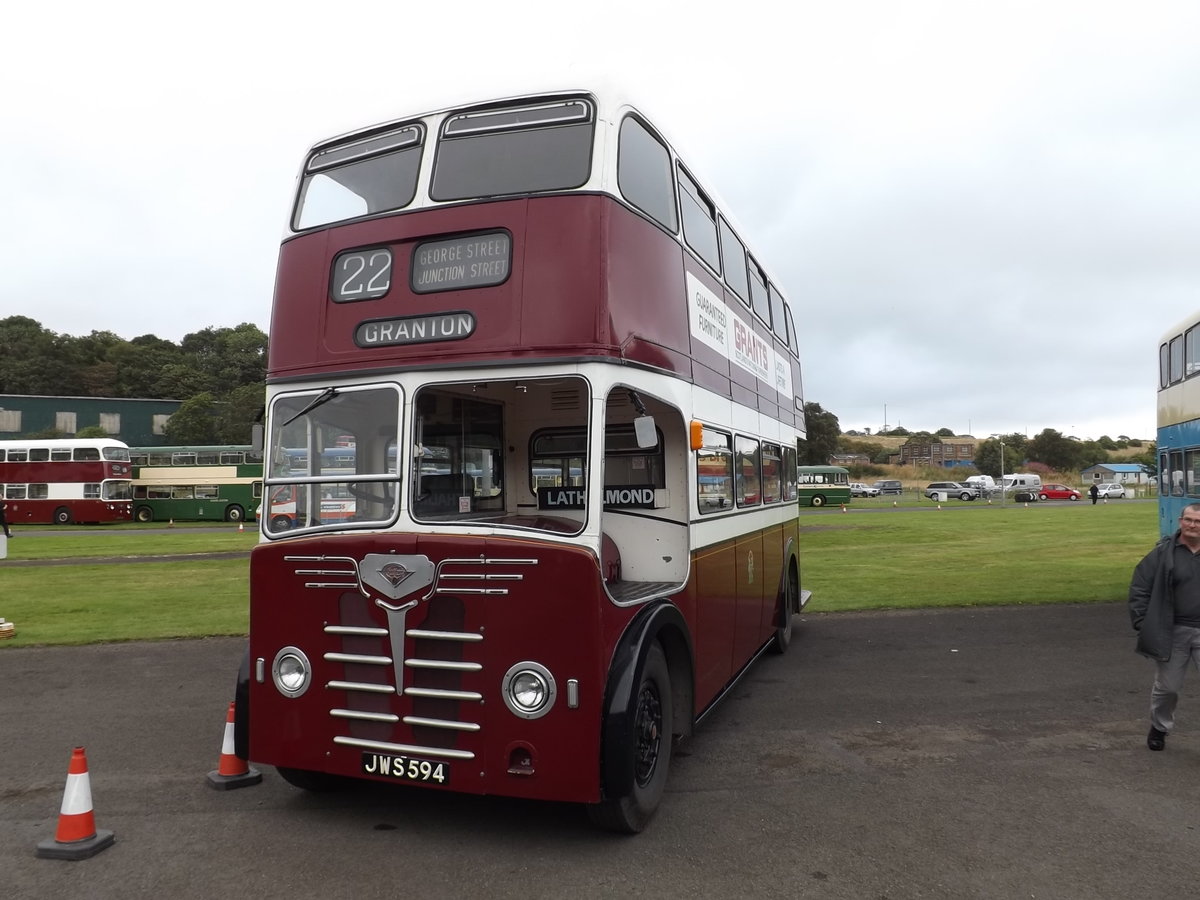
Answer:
(989, 434, 1006, 506)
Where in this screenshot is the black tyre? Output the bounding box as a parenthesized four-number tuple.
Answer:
(225, 505, 245, 522)
(770, 567, 798, 655)
(270, 515, 292, 531)
(54, 507, 71, 525)
(811, 494, 826, 507)
(135, 506, 154, 523)
(960, 492, 972, 501)
(276, 766, 348, 792)
(1038, 493, 1049, 501)
(587, 642, 672, 834)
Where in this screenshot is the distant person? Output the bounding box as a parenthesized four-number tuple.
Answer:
(0, 501, 10, 538)
(1129, 503, 1200, 751)
(1089, 483, 1099, 505)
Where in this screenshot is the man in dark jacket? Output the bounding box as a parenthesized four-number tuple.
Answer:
(1129, 503, 1200, 750)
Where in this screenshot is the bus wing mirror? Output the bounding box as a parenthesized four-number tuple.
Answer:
(634, 415, 657, 449)
(251, 423, 264, 452)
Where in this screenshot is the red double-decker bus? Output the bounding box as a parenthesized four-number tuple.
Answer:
(236, 88, 811, 832)
(0, 438, 133, 524)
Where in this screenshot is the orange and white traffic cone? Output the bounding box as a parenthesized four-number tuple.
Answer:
(237, 521, 244, 533)
(36, 746, 115, 860)
(206, 702, 262, 790)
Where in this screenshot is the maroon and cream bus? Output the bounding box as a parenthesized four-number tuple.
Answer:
(235, 88, 811, 832)
(0, 438, 133, 525)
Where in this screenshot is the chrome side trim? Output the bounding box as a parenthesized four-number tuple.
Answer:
(422, 556, 538, 600)
(402, 716, 481, 732)
(433, 588, 512, 595)
(333, 736, 475, 760)
(324, 652, 391, 665)
(330, 708, 399, 723)
(404, 686, 483, 702)
(405, 658, 482, 672)
(406, 629, 483, 642)
(326, 680, 395, 694)
(325, 625, 389, 637)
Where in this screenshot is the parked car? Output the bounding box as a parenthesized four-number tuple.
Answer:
(924, 481, 979, 501)
(1038, 483, 1082, 501)
(872, 479, 904, 495)
(850, 482, 881, 498)
(1095, 482, 1127, 499)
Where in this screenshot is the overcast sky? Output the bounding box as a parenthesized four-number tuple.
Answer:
(3, 1, 1196, 441)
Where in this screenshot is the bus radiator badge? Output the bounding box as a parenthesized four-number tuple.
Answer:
(361, 554, 436, 601)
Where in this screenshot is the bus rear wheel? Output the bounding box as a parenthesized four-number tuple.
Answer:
(54, 507, 72, 525)
(135, 507, 153, 523)
(771, 568, 798, 655)
(225, 505, 245, 522)
(587, 642, 672, 834)
(810, 494, 826, 507)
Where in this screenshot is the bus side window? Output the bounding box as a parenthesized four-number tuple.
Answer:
(696, 427, 733, 513)
(735, 436, 761, 507)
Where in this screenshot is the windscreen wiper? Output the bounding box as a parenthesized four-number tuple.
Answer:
(279, 387, 339, 428)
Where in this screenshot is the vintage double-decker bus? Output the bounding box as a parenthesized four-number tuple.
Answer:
(236, 88, 811, 832)
(1157, 311, 1200, 535)
(0, 438, 133, 524)
(129, 445, 264, 523)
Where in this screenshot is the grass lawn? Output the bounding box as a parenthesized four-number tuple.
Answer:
(801, 498, 1158, 612)
(0, 502, 1161, 647)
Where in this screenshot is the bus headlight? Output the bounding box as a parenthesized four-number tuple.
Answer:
(272, 646, 312, 698)
(502, 662, 556, 719)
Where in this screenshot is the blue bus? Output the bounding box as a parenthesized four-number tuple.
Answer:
(1157, 312, 1200, 535)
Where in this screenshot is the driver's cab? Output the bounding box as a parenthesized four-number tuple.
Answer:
(264, 374, 690, 599)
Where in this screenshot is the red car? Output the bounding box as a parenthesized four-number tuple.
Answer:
(1038, 483, 1082, 501)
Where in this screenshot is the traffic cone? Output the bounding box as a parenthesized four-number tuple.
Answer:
(237, 521, 244, 533)
(840, 504, 847, 512)
(206, 702, 262, 790)
(36, 747, 115, 860)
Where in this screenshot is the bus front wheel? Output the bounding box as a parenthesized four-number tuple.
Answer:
(135, 506, 153, 523)
(587, 642, 672, 834)
(271, 516, 292, 531)
(810, 494, 826, 507)
(225, 505, 245, 522)
(54, 507, 72, 525)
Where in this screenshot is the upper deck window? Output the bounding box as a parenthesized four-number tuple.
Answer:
(768, 284, 787, 343)
(294, 125, 424, 230)
(784, 305, 799, 360)
(747, 258, 771, 325)
(431, 99, 594, 201)
(719, 217, 749, 303)
(617, 116, 678, 231)
(678, 166, 720, 272)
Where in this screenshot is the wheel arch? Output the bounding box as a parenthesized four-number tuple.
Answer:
(598, 601, 694, 800)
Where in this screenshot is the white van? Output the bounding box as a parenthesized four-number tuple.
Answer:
(1001, 473, 1043, 498)
(964, 475, 997, 492)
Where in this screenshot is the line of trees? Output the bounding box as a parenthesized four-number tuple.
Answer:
(800, 402, 1155, 474)
(0, 316, 266, 444)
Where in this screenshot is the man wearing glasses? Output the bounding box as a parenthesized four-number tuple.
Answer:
(1130, 504, 1200, 751)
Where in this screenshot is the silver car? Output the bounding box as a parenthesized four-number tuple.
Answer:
(924, 481, 980, 501)
(1095, 482, 1126, 499)
(850, 482, 880, 498)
